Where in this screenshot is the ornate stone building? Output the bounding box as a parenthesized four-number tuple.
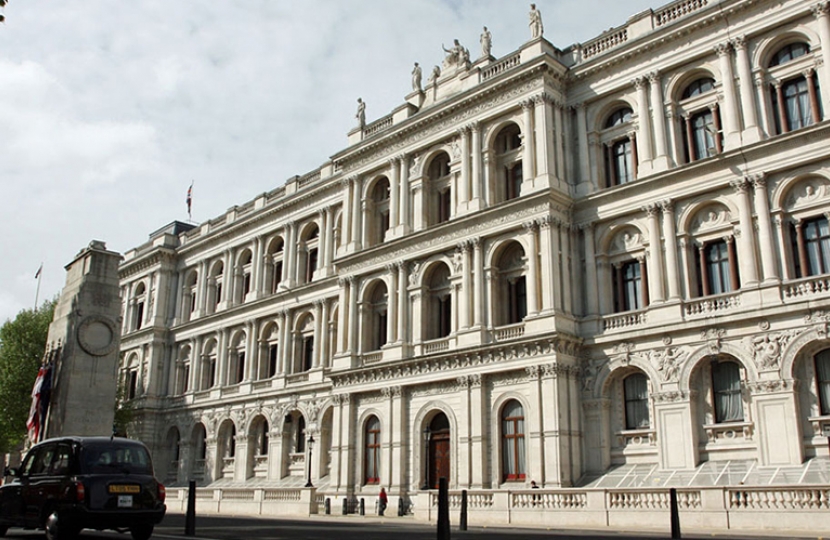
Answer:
(118, 0, 830, 532)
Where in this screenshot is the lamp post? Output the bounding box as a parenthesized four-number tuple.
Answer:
(420, 426, 431, 490)
(305, 434, 315, 488)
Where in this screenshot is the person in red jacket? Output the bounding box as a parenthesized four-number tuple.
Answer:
(378, 487, 388, 516)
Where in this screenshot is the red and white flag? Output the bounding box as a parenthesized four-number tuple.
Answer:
(26, 364, 52, 444)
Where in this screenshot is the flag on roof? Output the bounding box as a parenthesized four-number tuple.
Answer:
(186, 182, 194, 219)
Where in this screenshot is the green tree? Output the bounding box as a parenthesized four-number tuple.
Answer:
(0, 299, 56, 453)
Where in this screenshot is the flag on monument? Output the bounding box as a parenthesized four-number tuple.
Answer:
(26, 363, 52, 444)
(35, 263, 42, 279)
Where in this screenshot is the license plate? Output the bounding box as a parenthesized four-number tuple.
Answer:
(109, 485, 140, 494)
(118, 495, 133, 508)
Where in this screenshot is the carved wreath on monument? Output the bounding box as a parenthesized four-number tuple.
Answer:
(77, 315, 119, 357)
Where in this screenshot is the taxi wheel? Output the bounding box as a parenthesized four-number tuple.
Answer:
(44, 510, 78, 540)
(130, 523, 154, 540)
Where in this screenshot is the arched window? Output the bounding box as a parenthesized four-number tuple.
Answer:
(494, 242, 527, 326)
(301, 225, 320, 285)
(792, 216, 830, 277)
(267, 237, 285, 294)
(602, 107, 635, 187)
(181, 270, 198, 322)
(623, 373, 650, 429)
(256, 420, 269, 456)
(234, 249, 253, 304)
(494, 124, 523, 202)
(501, 400, 526, 481)
(175, 347, 191, 395)
(132, 283, 146, 331)
(194, 424, 207, 461)
(201, 340, 218, 390)
(712, 360, 744, 423)
(681, 77, 715, 99)
(678, 78, 721, 162)
(229, 332, 246, 385)
(428, 153, 452, 226)
(370, 177, 391, 246)
(816, 349, 830, 415)
(366, 282, 388, 352)
(425, 263, 452, 340)
(768, 43, 822, 134)
(364, 416, 381, 485)
(208, 261, 224, 313)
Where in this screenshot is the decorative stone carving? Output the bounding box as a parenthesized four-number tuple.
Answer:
(747, 331, 797, 370)
(747, 379, 790, 395)
(651, 391, 688, 403)
(701, 328, 726, 354)
(650, 347, 687, 382)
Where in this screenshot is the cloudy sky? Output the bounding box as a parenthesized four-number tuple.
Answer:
(0, 0, 660, 323)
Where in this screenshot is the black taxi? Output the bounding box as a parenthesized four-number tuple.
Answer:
(0, 436, 166, 540)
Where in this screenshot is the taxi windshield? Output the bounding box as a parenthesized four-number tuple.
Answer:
(80, 443, 153, 475)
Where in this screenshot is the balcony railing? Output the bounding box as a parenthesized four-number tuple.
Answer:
(683, 292, 741, 317)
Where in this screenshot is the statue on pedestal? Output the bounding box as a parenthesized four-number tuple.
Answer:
(442, 39, 470, 69)
(356, 98, 366, 129)
(529, 4, 544, 39)
(480, 27, 492, 58)
(412, 62, 423, 92)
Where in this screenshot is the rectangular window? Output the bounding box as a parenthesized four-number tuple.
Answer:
(306, 249, 318, 283)
(712, 362, 744, 423)
(243, 273, 251, 296)
(236, 352, 245, 383)
(624, 374, 650, 429)
(302, 337, 314, 372)
(705, 241, 732, 294)
(438, 190, 451, 223)
(614, 261, 642, 312)
(127, 370, 138, 400)
(272, 261, 283, 293)
(816, 350, 830, 416)
(268, 344, 279, 378)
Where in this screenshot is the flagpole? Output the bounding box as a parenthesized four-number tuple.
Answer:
(34, 263, 43, 309)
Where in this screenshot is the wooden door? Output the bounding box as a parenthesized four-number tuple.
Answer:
(429, 430, 450, 489)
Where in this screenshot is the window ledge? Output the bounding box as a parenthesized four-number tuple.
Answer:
(703, 421, 753, 443)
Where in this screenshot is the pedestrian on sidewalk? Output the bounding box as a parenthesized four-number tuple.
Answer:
(378, 487, 388, 516)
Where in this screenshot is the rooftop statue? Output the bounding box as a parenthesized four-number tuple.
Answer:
(412, 62, 423, 92)
(442, 39, 470, 69)
(480, 27, 492, 58)
(356, 98, 366, 129)
(428, 65, 441, 86)
(529, 4, 544, 39)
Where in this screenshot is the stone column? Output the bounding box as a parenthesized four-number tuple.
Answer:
(459, 128, 470, 208)
(644, 204, 665, 303)
(533, 94, 553, 179)
(325, 206, 336, 270)
(750, 173, 780, 283)
(730, 36, 760, 143)
(715, 43, 740, 145)
(458, 242, 471, 329)
(245, 320, 257, 381)
(321, 299, 331, 368)
(387, 264, 398, 343)
(352, 177, 363, 250)
(466, 375, 486, 488)
(525, 366, 547, 485)
(472, 239, 484, 328)
(731, 178, 760, 285)
(812, 2, 830, 114)
(284, 222, 297, 288)
(648, 71, 669, 168)
(633, 77, 653, 168)
(575, 104, 591, 188)
(313, 300, 324, 368)
(775, 217, 794, 281)
(538, 218, 555, 313)
(279, 310, 291, 374)
(390, 158, 401, 231)
(660, 200, 681, 300)
(561, 223, 573, 313)
(397, 262, 409, 344)
(337, 279, 349, 355)
(251, 236, 265, 299)
(583, 223, 599, 315)
(554, 102, 566, 181)
(470, 123, 483, 208)
(349, 277, 360, 354)
(387, 386, 405, 491)
(523, 221, 540, 315)
(341, 178, 353, 249)
(521, 100, 535, 186)
(412, 181, 425, 231)
(399, 155, 411, 235)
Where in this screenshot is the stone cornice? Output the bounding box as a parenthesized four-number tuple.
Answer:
(330, 333, 582, 389)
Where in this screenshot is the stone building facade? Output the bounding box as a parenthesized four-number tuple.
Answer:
(118, 0, 830, 532)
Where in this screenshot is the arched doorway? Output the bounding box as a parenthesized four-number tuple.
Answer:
(428, 412, 450, 489)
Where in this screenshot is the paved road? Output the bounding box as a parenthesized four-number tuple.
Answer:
(1, 513, 825, 540)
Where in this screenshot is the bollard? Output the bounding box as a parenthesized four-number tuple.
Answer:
(184, 480, 196, 537)
(325, 497, 331, 515)
(459, 489, 467, 531)
(670, 487, 681, 539)
(397, 497, 404, 517)
(342, 498, 348, 515)
(437, 477, 450, 540)
(359, 498, 365, 516)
